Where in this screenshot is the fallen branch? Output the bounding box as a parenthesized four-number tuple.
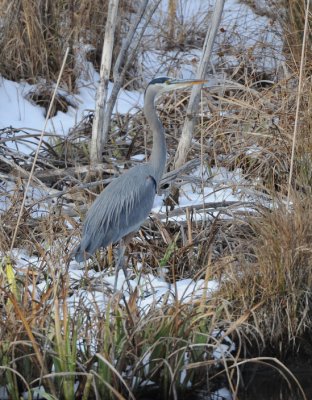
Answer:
(34, 163, 117, 183)
(152, 200, 255, 220)
(0, 154, 52, 193)
(0, 128, 60, 143)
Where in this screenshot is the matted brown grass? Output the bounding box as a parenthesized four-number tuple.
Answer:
(1, 1, 312, 397)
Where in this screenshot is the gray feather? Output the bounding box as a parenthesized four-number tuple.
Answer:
(73, 164, 156, 262)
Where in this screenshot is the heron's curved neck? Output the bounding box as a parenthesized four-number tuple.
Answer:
(144, 90, 167, 184)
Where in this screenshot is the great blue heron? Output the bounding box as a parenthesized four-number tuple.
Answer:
(73, 77, 206, 289)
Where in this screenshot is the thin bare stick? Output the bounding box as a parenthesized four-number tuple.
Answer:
(174, 1, 225, 170)
(10, 47, 70, 253)
(287, 0, 310, 209)
(90, 0, 119, 163)
(90, 0, 160, 164)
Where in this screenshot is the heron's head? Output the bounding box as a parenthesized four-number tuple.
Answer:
(145, 76, 207, 99)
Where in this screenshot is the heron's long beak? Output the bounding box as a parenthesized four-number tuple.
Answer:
(168, 78, 208, 88)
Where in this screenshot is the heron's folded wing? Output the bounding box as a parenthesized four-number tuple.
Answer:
(74, 165, 157, 261)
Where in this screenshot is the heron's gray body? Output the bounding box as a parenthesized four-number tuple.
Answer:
(74, 164, 157, 261)
(73, 78, 167, 262)
(73, 77, 205, 263)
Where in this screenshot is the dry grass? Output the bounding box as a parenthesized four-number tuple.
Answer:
(1, 0, 312, 398)
(219, 195, 312, 350)
(0, 0, 137, 88)
(0, 229, 247, 399)
(0, 0, 74, 85)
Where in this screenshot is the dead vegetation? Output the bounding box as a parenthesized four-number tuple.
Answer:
(0, 0, 139, 88)
(1, 0, 312, 399)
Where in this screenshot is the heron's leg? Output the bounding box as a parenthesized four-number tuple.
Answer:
(113, 234, 135, 292)
(113, 240, 126, 292)
(113, 239, 133, 293)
